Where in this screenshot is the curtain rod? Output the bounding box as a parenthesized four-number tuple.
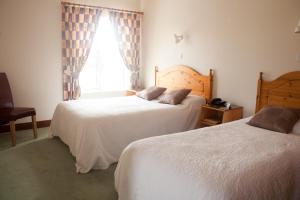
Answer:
(61, 1, 144, 15)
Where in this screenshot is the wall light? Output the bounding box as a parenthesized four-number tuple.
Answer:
(295, 20, 300, 33)
(174, 34, 184, 44)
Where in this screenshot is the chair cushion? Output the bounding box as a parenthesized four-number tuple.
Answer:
(0, 107, 36, 122)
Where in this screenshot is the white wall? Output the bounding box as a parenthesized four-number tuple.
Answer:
(0, 0, 140, 122)
(1, 0, 298, 121)
(141, 0, 300, 116)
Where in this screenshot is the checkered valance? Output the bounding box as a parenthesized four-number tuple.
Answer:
(109, 11, 142, 90)
(62, 4, 102, 100)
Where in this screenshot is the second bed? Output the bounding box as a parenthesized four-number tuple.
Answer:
(50, 65, 213, 173)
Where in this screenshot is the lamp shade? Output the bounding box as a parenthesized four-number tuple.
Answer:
(295, 20, 300, 33)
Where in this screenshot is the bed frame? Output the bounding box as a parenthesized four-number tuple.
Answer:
(255, 71, 300, 113)
(154, 65, 213, 102)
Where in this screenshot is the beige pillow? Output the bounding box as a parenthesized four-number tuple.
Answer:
(247, 106, 300, 133)
(136, 86, 166, 100)
(158, 89, 192, 105)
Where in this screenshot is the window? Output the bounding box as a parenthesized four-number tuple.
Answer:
(79, 11, 130, 93)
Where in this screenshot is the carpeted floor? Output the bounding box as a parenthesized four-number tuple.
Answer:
(0, 128, 49, 151)
(0, 128, 118, 200)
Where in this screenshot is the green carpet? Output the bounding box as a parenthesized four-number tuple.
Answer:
(0, 129, 118, 200)
(0, 128, 49, 151)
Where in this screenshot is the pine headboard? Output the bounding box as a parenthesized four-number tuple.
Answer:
(154, 65, 213, 102)
(255, 71, 300, 113)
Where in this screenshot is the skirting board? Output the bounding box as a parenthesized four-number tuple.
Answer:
(0, 120, 51, 133)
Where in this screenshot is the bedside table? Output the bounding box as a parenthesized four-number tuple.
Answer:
(198, 104, 243, 127)
(124, 89, 140, 96)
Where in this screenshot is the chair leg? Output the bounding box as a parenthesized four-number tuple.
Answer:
(32, 115, 38, 139)
(9, 121, 16, 146)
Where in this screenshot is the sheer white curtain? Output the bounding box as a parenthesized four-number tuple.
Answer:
(79, 11, 130, 94)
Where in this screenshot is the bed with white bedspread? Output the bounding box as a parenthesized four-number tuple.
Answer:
(115, 70, 300, 200)
(115, 118, 300, 200)
(50, 65, 213, 173)
(50, 95, 205, 173)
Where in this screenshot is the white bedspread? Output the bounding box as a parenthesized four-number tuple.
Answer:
(115, 118, 300, 200)
(50, 95, 205, 173)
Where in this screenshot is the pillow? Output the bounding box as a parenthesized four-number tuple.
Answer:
(136, 86, 166, 100)
(292, 119, 300, 135)
(158, 89, 192, 105)
(247, 106, 300, 133)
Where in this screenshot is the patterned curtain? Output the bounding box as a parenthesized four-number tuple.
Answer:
(109, 11, 142, 90)
(62, 4, 102, 100)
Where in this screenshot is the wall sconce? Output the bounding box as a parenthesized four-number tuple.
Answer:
(174, 34, 184, 44)
(295, 20, 300, 33)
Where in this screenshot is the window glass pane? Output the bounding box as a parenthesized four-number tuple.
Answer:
(79, 12, 130, 93)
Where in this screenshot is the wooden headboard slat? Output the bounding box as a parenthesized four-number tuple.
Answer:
(255, 71, 300, 112)
(155, 65, 213, 102)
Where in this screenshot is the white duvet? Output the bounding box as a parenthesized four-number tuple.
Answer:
(50, 95, 205, 173)
(115, 118, 300, 200)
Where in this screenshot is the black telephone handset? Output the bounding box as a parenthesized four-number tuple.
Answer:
(210, 98, 227, 107)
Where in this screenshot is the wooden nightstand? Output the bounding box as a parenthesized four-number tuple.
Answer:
(124, 89, 141, 96)
(198, 105, 243, 127)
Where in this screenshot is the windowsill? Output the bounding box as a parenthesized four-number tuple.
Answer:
(80, 90, 125, 99)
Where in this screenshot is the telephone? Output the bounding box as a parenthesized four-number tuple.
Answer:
(210, 98, 230, 108)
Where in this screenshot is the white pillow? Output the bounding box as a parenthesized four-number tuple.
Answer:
(292, 119, 300, 135)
